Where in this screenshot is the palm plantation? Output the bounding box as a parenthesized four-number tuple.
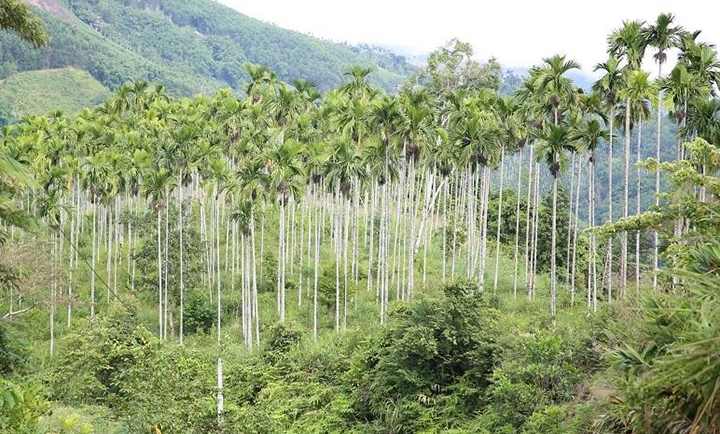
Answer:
(2, 7, 720, 433)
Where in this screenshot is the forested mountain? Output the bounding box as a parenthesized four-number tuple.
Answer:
(0, 0, 414, 97)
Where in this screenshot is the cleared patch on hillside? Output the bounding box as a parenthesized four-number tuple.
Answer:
(19, 0, 76, 22)
(0, 68, 110, 118)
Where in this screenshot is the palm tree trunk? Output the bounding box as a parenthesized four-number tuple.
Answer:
(479, 166, 491, 290)
(334, 188, 341, 332)
(179, 173, 185, 344)
(313, 187, 320, 340)
(565, 153, 576, 286)
(607, 114, 614, 304)
(106, 203, 113, 304)
(353, 178, 360, 284)
(343, 192, 350, 328)
(570, 157, 584, 306)
(278, 197, 286, 321)
(442, 178, 448, 283)
(590, 157, 598, 312)
(551, 174, 558, 318)
(512, 149, 524, 298)
(635, 119, 643, 295)
(524, 146, 535, 296)
(216, 195, 222, 342)
(164, 188, 170, 337)
(530, 162, 541, 298)
(157, 209, 163, 338)
(367, 182, 376, 293)
(493, 146, 506, 295)
(91, 201, 97, 319)
(621, 97, 631, 298)
(250, 210, 260, 346)
(653, 64, 662, 292)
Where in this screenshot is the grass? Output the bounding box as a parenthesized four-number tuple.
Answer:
(0, 68, 110, 118)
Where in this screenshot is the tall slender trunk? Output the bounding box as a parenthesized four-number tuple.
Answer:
(343, 192, 350, 328)
(313, 188, 320, 341)
(653, 63, 663, 292)
(479, 166, 491, 290)
(565, 153, 576, 286)
(607, 114, 614, 304)
(635, 120, 643, 295)
(550, 174, 558, 317)
(512, 149, 524, 298)
(250, 209, 260, 346)
(493, 147, 506, 295)
(334, 189, 341, 332)
(157, 209, 163, 338)
(50, 233, 56, 356)
(590, 156, 598, 312)
(367, 183, 376, 293)
(530, 162, 541, 298)
(442, 178, 448, 283)
(571, 157, 583, 306)
(621, 97, 631, 298)
(91, 201, 97, 319)
(524, 146, 535, 296)
(179, 173, 185, 344)
(217, 196, 223, 345)
(106, 203, 113, 303)
(164, 188, 170, 337)
(278, 197, 286, 321)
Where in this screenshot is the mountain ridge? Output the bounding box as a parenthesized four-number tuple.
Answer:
(1, 0, 415, 98)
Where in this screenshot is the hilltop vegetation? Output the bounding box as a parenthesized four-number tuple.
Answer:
(0, 67, 109, 124)
(0, 0, 414, 95)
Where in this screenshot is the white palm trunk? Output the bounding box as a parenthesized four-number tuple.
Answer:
(571, 158, 583, 306)
(91, 200, 97, 319)
(653, 65, 663, 292)
(157, 208, 163, 338)
(565, 154, 576, 286)
(551, 174, 558, 317)
(524, 146, 535, 296)
(512, 149, 524, 298)
(493, 146, 506, 295)
(607, 115, 614, 305)
(621, 97, 631, 298)
(635, 119, 643, 295)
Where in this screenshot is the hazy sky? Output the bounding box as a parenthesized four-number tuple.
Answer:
(218, 0, 720, 76)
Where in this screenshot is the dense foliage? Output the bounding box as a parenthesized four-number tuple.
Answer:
(1, 5, 720, 434)
(0, 0, 413, 95)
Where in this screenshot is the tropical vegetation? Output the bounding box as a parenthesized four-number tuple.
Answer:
(2, 4, 720, 433)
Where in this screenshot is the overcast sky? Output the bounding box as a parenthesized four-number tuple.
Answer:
(218, 0, 720, 76)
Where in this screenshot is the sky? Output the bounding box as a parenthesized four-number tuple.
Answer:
(217, 0, 720, 77)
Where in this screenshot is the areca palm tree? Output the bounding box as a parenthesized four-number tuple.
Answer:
(367, 95, 402, 323)
(593, 56, 623, 302)
(340, 65, 374, 102)
(82, 153, 111, 319)
(609, 19, 648, 297)
(644, 14, 684, 291)
(533, 54, 581, 126)
(575, 118, 609, 311)
(536, 125, 577, 317)
(142, 167, 175, 338)
(492, 95, 524, 295)
(265, 137, 304, 321)
(324, 137, 364, 330)
(619, 70, 656, 293)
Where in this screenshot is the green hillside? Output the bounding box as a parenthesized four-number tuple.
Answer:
(0, 0, 414, 95)
(0, 67, 109, 124)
